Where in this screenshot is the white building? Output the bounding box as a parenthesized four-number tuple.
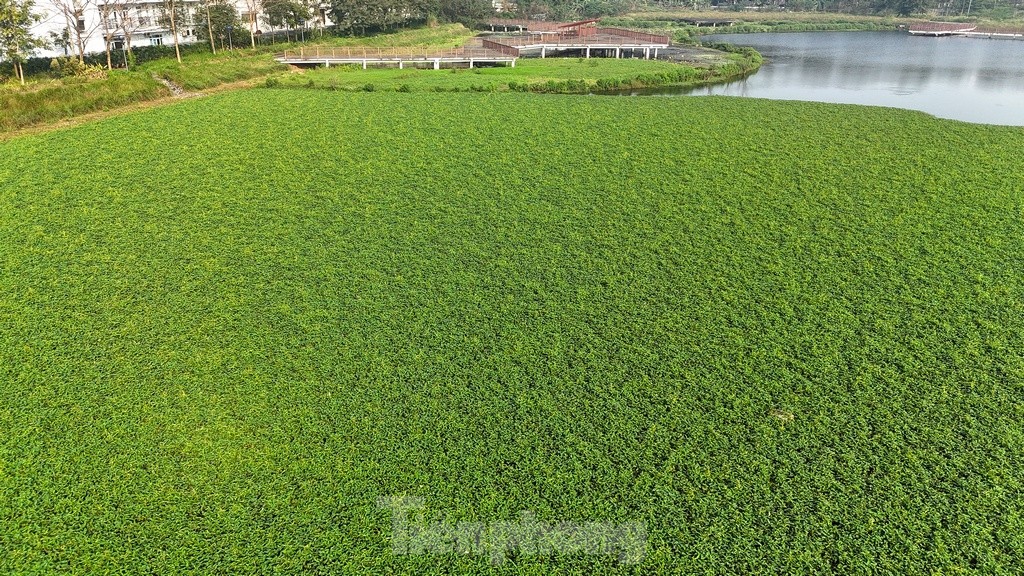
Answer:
(30, 0, 318, 59)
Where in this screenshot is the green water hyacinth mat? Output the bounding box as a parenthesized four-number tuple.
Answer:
(0, 91, 1022, 574)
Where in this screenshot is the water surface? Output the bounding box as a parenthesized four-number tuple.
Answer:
(660, 32, 1024, 125)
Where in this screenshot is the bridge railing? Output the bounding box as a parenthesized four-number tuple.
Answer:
(482, 38, 521, 57)
(486, 30, 670, 49)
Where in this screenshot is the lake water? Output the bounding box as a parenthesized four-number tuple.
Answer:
(656, 32, 1024, 126)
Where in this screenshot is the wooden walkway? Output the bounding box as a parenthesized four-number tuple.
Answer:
(907, 22, 978, 36)
(906, 22, 1024, 39)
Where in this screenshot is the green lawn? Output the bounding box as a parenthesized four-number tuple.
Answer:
(0, 91, 1022, 574)
(317, 23, 476, 47)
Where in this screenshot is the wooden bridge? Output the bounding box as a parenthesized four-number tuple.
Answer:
(905, 21, 1024, 39)
(485, 27, 671, 59)
(906, 22, 978, 36)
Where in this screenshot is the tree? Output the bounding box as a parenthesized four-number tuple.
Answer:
(109, 0, 142, 68)
(95, 0, 114, 68)
(242, 0, 261, 47)
(327, 0, 371, 34)
(421, 0, 495, 24)
(194, 0, 239, 50)
(159, 0, 185, 62)
(0, 0, 46, 84)
(327, 0, 422, 34)
(894, 0, 924, 14)
(303, 0, 325, 36)
(48, 0, 96, 63)
(48, 23, 70, 55)
(264, 0, 308, 40)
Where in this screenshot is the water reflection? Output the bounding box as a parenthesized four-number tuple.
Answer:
(648, 32, 1024, 125)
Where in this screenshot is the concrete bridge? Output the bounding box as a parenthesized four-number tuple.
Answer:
(275, 47, 517, 69)
(274, 25, 672, 69)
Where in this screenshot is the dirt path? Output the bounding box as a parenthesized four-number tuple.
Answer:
(153, 75, 201, 98)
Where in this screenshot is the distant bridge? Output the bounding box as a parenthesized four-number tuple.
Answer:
(906, 22, 978, 36)
(905, 21, 1024, 39)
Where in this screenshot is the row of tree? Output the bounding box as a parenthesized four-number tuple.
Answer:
(6, 0, 1021, 83)
(654, 0, 1021, 17)
(1, 0, 312, 78)
(0, 0, 484, 80)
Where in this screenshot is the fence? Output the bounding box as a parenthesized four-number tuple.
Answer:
(481, 39, 521, 57)
(484, 28, 671, 50)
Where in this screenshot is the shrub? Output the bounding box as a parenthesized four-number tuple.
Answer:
(49, 57, 106, 80)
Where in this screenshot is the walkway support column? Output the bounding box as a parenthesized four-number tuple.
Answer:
(541, 46, 546, 58)
(586, 46, 590, 58)
(615, 47, 620, 58)
(433, 59, 440, 70)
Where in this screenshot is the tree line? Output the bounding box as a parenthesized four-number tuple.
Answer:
(1, 0, 643, 82)
(4, 0, 1022, 83)
(657, 0, 1021, 17)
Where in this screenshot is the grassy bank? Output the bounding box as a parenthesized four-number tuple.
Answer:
(0, 24, 477, 133)
(139, 24, 478, 91)
(1, 91, 1022, 574)
(0, 72, 169, 132)
(604, 11, 897, 42)
(690, 20, 895, 35)
(140, 50, 288, 92)
(623, 10, 898, 25)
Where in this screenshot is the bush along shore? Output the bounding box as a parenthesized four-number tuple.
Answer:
(268, 46, 762, 95)
(526, 47, 761, 93)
